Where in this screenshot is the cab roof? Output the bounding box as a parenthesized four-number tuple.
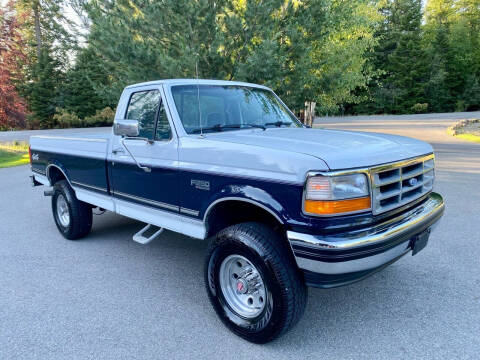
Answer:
(125, 79, 270, 90)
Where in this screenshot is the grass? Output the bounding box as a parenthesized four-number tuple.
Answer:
(447, 119, 480, 144)
(455, 133, 480, 144)
(0, 141, 30, 168)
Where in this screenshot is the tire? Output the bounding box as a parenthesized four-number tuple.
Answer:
(205, 222, 307, 343)
(52, 180, 92, 240)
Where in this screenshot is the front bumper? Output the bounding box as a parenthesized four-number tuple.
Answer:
(287, 192, 445, 288)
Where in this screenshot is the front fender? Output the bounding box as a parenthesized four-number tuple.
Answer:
(202, 184, 290, 224)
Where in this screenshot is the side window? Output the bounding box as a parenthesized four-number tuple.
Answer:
(125, 90, 160, 139)
(155, 102, 172, 141)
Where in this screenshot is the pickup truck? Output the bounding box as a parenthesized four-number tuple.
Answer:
(29, 79, 445, 343)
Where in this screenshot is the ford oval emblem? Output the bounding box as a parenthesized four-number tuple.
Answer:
(409, 178, 418, 186)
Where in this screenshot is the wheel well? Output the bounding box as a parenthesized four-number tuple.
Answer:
(47, 165, 67, 185)
(205, 200, 285, 239)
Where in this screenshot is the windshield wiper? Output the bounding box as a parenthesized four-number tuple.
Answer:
(242, 123, 266, 130)
(265, 121, 292, 127)
(191, 123, 265, 133)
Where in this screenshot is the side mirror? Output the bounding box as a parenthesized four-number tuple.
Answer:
(114, 119, 139, 137)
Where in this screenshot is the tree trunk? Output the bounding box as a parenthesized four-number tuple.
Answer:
(304, 101, 316, 127)
(33, 1, 42, 58)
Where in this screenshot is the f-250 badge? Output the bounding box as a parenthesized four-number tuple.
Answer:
(191, 179, 210, 191)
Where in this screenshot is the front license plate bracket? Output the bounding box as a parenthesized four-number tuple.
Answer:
(411, 228, 431, 256)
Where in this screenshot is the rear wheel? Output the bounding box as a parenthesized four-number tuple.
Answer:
(205, 222, 307, 343)
(52, 180, 92, 240)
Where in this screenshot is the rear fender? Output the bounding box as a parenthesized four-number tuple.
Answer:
(46, 162, 73, 188)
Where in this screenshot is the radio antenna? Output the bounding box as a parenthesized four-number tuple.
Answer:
(196, 60, 203, 137)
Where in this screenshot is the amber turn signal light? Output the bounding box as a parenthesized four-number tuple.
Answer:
(304, 197, 371, 215)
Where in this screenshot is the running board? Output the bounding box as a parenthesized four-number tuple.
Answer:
(133, 224, 164, 244)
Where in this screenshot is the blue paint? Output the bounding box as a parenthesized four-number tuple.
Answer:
(32, 150, 109, 192)
(35, 149, 424, 235)
(109, 160, 179, 209)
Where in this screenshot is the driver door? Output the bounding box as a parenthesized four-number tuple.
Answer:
(110, 86, 179, 213)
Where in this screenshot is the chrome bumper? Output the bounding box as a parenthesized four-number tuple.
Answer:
(287, 193, 444, 287)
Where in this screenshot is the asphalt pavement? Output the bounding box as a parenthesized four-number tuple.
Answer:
(1, 113, 479, 359)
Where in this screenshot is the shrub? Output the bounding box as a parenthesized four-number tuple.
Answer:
(455, 100, 466, 112)
(447, 119, 480, 136)
(53, 108, 83, 128)
(83, 107, 115, 127)
(411, 103, 428, 113)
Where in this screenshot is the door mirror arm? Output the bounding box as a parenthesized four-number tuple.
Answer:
(120, 137, 152, 173)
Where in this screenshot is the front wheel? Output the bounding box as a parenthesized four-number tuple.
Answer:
(52, 180, 92, 240)
(205, 222, 307, 343)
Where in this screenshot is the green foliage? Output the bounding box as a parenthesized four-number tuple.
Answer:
(10, 0, 480, 125)
(353, 0, 427, 114)
(84, 0, 379, 113)
(60, 48, 114, 119)
(22, 49, 62, 128)
(423, 0, 480, 112)
(53, 106, 114, 128)
(13, 0, 78, 128)
(351, 0, 480, 115)
(53, 108, 83, 128)
(83, 107, 115, 127)
(411, 103, 429, 113)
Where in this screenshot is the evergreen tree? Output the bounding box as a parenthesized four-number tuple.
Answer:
(60, 47, 113, 119)
(84, 0, 379, 113)
(23, 49, 61, 128)
(424, 0, 480, 112)
(15, 0, 76, 127)
(354, 0, 427, 114)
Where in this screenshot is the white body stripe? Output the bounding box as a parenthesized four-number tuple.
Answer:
(74, 187, 116, 211)
(115, 198, 205, 239)
(73, 186, 205, 238)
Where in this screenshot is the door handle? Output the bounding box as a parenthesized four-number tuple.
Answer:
(112, 147, 125, 154)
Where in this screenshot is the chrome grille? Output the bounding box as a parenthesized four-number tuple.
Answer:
(371, 155, 435, 215)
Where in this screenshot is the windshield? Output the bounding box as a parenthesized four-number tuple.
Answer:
(171, 85, 301, 134)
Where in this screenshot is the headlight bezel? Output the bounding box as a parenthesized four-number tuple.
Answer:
(302, 169, 372, 217)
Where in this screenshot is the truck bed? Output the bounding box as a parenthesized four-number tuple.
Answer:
(29, 132, 111, 195)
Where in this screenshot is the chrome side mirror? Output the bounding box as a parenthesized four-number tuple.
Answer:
(114, 119, 139, 137)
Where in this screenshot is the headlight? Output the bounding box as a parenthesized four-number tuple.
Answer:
(304, 173, 371, 216)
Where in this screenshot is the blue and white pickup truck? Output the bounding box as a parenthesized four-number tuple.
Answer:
(29, 79, 444, 343)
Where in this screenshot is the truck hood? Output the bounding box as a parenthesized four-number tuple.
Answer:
(204, 128, 433, 170)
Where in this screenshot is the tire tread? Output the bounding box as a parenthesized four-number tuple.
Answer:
(207, 222, 307, 343)
(52, 180, 92, 240)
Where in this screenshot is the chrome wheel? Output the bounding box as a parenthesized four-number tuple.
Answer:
(219, 254, 267, 318)
(56, 194, 70, 227)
